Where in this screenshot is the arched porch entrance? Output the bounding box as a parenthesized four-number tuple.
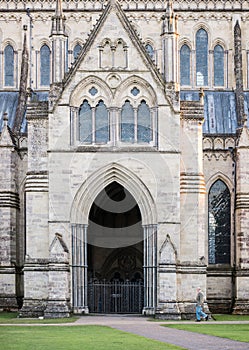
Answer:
(87, 181, 143, 313)
(71, 163, 157, 315)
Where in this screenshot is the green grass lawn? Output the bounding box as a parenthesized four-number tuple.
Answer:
(0, 312, 79, 324)
(163, 324, 249, 343)
(212, 314, 249, 321)
(0, 325, 184, 350)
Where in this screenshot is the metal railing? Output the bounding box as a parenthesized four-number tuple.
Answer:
(88, 280, 144, 313)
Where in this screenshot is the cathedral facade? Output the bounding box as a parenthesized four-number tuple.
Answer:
(1, 0, 249, 318)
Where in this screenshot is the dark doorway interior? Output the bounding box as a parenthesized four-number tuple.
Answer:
(87, 181, 144, 313)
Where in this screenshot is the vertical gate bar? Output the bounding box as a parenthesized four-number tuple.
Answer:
(103, 281, 106, 313)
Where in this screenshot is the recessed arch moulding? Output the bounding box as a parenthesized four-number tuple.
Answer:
(70, 162, 157, 226)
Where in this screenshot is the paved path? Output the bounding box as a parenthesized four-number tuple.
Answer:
(1, 315, 249, 350)
(74, 315, 249, 350)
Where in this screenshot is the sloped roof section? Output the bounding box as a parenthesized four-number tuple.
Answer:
(180, 91, 241, 134)
(0, 91, 49, 134)
(0, 92, 19, 132)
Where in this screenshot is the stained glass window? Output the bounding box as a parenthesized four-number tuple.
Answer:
(121, 100, 134, 142)
(196, 29, 208, 86)
(73, 44, 82, 61)
(214, 45, 224, 86)
(79, 100, 92, 143)
(145, 44, 154, 60)
(137, 100, 151, 143)
(40, 44, 50, 86)
(95, 100, 109, 143)
(208, 180, 231, 264)
(4, 45, 14, 86)
(180, 44, 191, 86)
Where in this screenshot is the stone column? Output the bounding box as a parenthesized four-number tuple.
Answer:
(143, 224, 157, 315)
(161, 1, 179, 93)
(72, 224, 89, 314)
(0, 114, 19, 309)
(233, 125, 249, 313)
(50, 0, 67, 83)
(179, 98, 208, 317)
(20, 100, 49, 317)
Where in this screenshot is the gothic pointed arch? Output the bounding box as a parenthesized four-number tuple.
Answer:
(114, 75, 157, 107)
(70, 162, 157, 225)
(69, 76, 113, 107)
(206, 172, 233, 193)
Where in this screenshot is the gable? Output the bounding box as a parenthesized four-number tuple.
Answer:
(64, 1, 164, 89)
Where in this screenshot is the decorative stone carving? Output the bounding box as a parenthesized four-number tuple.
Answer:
(159, 235, 177, 265)
(49, 233, 69, 262)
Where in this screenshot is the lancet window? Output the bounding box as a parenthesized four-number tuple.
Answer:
(180, 44, 191, 86)
(214, 44, 224, 86)
(4, 45, 14, 86)
(208, 180, 231, 264)
(73, 44, 82, 61)
(145, 44, 155, 61)
(40, 44, 51, 86)
(121, 100, 152, 143)
(196, 29, 208, 86)
(72, 82, 156, 147)
(79, 99, 109, 144)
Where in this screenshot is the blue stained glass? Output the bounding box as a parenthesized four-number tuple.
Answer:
(145, 44, 154, 60)
(131, 87, 140, 96)
(4, 45, 14, 86)
(196, 29, 208, 86)
(40, 45, 50, 86)
(95, 100, 109, 143)
(208, 180, 231, 264)
(137, 100, 151, 143)
(79, 100, 92, 142)
(89, 87, 98, 96)
(121, 101, 134, 142)
(180, 44, 191, 86)
(73, 44, 82, 60)
(214, 45, 224, 86)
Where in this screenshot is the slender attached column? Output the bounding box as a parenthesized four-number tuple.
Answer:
(143, 224, 157, 315)
(72, 224, 89, 314)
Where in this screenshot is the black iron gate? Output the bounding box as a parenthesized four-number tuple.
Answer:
(88, 280, 144, 313)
